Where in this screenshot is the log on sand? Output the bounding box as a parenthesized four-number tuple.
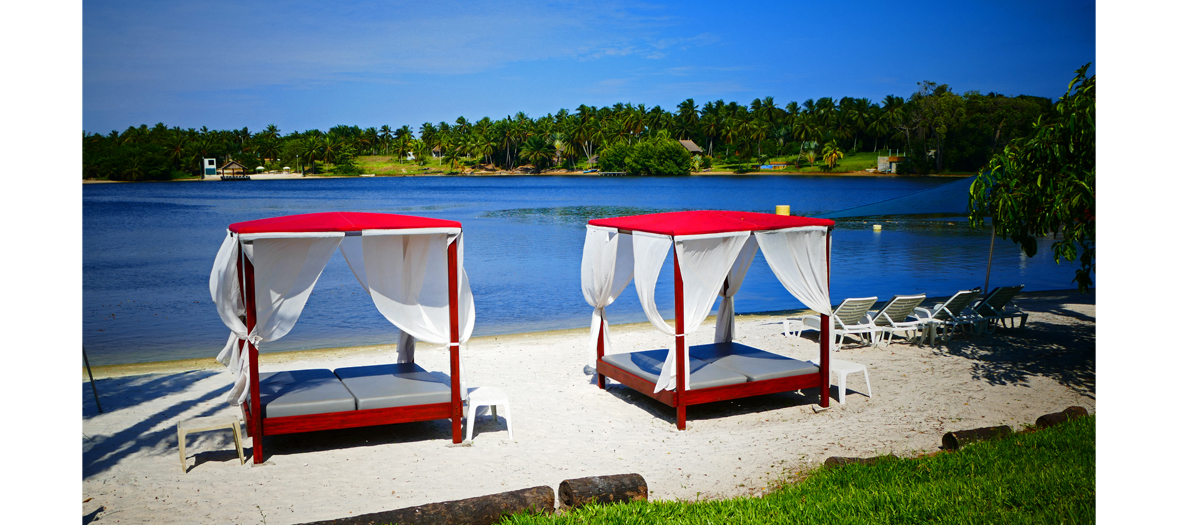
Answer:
(824, 455, 897, 468)
(1035, 406, 1089, 428)
(942, 425, 1013, 451)
(559, 473, 648, 510)
(299, 485, 553, 525)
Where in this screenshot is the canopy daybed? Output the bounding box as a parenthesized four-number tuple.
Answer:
(581, 210, 836, 430)
(209, 212, 475, 463)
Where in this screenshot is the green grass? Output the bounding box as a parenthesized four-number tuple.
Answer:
(711, 151, 884, 174)
(501, 416, 1095, 524)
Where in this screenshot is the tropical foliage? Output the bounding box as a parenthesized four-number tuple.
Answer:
(969, 64, 1096, 291)
(83, 80, 1055, 180)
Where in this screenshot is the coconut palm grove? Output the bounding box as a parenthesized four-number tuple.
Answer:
(82, 76, 1062, 181)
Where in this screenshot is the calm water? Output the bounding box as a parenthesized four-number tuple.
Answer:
(83, 176, 1077, 366)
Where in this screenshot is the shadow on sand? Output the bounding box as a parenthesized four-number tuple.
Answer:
(83, 371, 231, 479)
(936, 319, 1095, 398)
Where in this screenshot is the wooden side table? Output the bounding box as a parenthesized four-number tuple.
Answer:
(178, 415, 245, 472)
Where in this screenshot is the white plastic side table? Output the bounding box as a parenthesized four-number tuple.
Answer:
(465, 386, 513, 442)
(783, 318, 806, 338)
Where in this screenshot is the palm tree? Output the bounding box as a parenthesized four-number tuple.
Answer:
(519, 135, 554, 170)
(301, 136, 323, 173)
(675, 98, 698, 140)
(822, 140, 844, 169)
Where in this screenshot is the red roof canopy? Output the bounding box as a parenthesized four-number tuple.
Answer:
(588, 210, 833, 237)
(229, 212, 461, 234)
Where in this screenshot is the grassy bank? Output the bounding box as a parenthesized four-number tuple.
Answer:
(503, 416, 1095, 524)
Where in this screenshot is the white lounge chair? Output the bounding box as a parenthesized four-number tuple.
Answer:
(797, 297, 878, 350)
(972, 285, 1028, 331)
(913, 290, 982, 343)
(867, 294, 927, 346)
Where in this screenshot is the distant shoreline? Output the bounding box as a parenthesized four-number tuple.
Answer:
(82, 171, 972, 184)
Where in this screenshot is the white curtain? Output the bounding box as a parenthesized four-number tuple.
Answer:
(210, 232, 249, 405)
(714, 235, 759, 344)
(580, 226, 635, 368)
(211, 233, 343, 405)
(341, 231, 476, 398)
(631, 232, 675, 336)
(631, 231, 750, 392)
(755, 227, 833, 351)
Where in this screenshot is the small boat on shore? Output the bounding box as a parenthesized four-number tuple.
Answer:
(220, 175, 251, 181)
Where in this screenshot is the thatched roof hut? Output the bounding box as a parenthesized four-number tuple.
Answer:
(678, 140, 703, 154)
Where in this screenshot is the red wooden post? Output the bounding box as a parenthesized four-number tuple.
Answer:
(819, 232, 831, 408)
(243, 247, 264, 463)
(674, 248, 687, 430)
(596, 319, 606, 389)
(447, 239, 462, 444)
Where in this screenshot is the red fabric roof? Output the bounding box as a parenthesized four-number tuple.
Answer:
(588, 210, 833, 236)
(229, 212, 461, 234)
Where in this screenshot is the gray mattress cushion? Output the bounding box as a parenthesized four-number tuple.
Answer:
(689, 342, 818, 382)
(333, 363, 452, 410)
(601, 349, 748, 390)
(257, 369, 357, 418)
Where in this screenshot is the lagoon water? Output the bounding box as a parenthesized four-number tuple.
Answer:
(83, 176, 1077, 366)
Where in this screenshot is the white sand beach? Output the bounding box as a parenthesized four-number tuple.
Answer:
(81, 292, 1094, 524)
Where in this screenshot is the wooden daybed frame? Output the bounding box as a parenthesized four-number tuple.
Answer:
(587, 211, 835, 430)
(222, 213, 467, 464)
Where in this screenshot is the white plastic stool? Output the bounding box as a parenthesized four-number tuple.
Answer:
(465, 386, 513, 442)
(177, 415, 244, 472)
(811, 358, 872, 404)
(783, 318, 806, 338)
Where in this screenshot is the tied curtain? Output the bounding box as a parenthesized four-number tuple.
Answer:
(755, 227, 834, 354)
(211, 232, 343, 405)
(630, 231, 751, 392)
(579, 226, 634, 368)
(210, 229, 474, 406)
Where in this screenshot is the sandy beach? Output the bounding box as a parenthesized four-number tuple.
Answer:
(81, 291, 1094, 524)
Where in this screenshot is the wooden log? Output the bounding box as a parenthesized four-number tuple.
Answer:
(824, 455, 896, 468)
(298, 485, 553, 525)
(1035, 406, 1089, 428)
(942, 425, 1012, 450)
(559, 473, 648, 510)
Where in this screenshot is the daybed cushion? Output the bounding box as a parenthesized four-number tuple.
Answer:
(333, 363, 452, 410)
(689, 342, 818, 382)
(601, 349, 748, 390)
(257, 369, 357, 418)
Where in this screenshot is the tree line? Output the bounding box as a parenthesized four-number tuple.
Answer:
(83, 81, 1053, 180)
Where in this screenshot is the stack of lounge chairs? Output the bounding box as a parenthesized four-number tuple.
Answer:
(787, 286, 1029, 348)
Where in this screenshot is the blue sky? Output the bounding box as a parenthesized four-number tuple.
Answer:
(84, 0, 1095, 134)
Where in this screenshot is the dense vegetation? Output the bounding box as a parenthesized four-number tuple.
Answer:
(83, 80, 1054, 180)
(502, 416, 1095, 524)
(969, 64, 1096, 291)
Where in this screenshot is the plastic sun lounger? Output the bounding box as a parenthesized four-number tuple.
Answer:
(913, 290, 982, 343)
(867, 294, 927, 346)
(972, 285, 1028, 331)
(798, 297, 878, 349)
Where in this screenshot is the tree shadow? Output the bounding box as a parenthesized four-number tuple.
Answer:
(83, 371, 221, 420)
(933, 319, 1095, 399)
(83, 373, 231, 479)
(83, 506, 104, 525)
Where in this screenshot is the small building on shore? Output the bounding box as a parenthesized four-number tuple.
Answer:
(678, 140, 703, 155)
(219, 161, 248, 177)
